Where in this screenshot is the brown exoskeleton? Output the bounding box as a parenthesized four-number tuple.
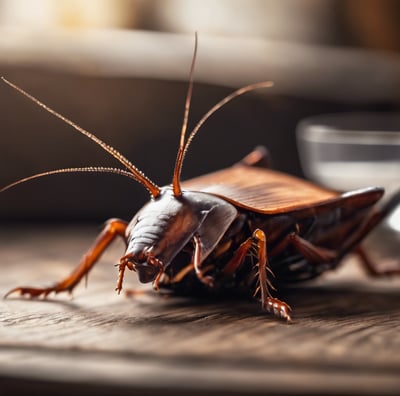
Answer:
(2, 35, 400, 321)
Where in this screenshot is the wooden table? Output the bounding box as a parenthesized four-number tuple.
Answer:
(0, 224, 399, 395)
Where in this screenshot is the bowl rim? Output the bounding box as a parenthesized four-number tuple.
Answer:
(297, 112, 400, 145)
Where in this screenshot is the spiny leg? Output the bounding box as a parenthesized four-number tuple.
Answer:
(252, 230, 292, 320)
(222, 229, 292, 321)
(5, 219, 128, 298)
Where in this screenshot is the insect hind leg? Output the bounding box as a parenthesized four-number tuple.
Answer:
(344, 190, 400, 276)
(342, 189, 400, 254)
(222, 229, 292, 321)
(356, 246, 400, 277)
(4, 219, 127, 299)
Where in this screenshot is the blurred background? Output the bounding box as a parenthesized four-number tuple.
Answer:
(0, 0, 400, 221)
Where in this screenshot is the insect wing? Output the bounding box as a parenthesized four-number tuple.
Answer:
(182, 164, 342, 214)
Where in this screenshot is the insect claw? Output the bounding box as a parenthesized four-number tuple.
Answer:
(263, 297, 292, 322)
(3, 287, 19, 299)
(4, 286, 53, 299)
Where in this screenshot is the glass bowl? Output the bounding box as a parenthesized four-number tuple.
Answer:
(296, 112, 400, 234)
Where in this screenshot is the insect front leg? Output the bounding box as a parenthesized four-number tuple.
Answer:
(193, 235, 214, 287)
(222, 229, 292, 321)
(5, 219, 128, 299)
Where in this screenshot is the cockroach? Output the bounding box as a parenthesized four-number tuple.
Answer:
(1, 35, 399, 321)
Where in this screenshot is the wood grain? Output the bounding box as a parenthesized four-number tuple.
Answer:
(0, 224, 399, 395)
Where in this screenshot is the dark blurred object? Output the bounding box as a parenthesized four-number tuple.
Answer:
(342, 0, 400, 52)
(136, 0, 400, 51)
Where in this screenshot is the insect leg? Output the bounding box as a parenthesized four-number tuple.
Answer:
(356, 246, 400, 277)
(237, 146, 271, 168)
(221, 237, 253, 277)
(341, 190, 400, 254)
(273, 225, 400, 278)
(5, 219, 128, 299)
(252, 230, 292, 321)
(341, 191, 400, 276)
(115, 254, 135, 294)
(193, 235, 214, 287)
(270, 232, 337, 263)
(171, 263, 195, 283)
(222, 229, 292, 321)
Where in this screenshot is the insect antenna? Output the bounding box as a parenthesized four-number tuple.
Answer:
(170, 34, 273, 195)
(171, 32, 198, 197)
(182, 81, 273, 164)
(1, 77, 161, 198)
(0, 167, 140, 193)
